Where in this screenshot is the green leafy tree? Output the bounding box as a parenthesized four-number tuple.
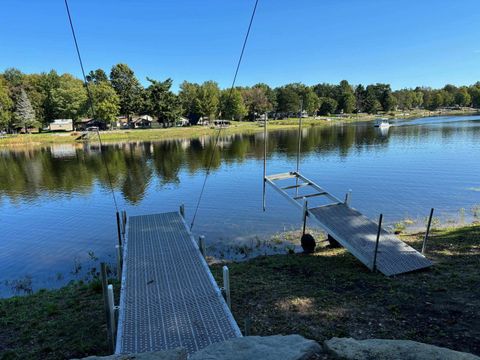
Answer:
(364, 91, 382, 114)
(455, 87, 471, 107)
(220, 88, 246, 120)
(195, 81, 220, 119)
(338, 80, 355, 113)
(146, 78, 181, 126)
(468, 83, 480, 108)
(51, 74, 87, 121)
(243, 86, 271, 120)
(86, 69, 109, 84)
(178, 81, 201, 122)
(110, 64, 143, 120)
(252, 83, 276, 110)
(0, 78, 13, 130)
(90, 81, 120, 126)
(318, 97, 337, 115)
(14, 88, 37, 132)
(276, 86, 301, 114)
(354, 84, 366, 113)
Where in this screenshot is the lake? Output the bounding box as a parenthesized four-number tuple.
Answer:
(1, 115, 479, 296)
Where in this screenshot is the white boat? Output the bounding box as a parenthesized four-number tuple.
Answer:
(374, 119, 391, 128)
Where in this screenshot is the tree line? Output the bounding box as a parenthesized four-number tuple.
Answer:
(1, 64, 480, 131)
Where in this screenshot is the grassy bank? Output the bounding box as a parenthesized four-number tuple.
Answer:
(1, 108, 477, 147)
(211, 224, 480, 356)
(0, 225, 478, 359)
(0, 280, 113, 359)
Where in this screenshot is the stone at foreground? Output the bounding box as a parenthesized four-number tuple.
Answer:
(190, 335, 323, 360)
(324, 338, 479, 360)
(74, 348, 187, 360)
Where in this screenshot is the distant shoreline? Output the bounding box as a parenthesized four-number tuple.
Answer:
(0, 109, 477, 148)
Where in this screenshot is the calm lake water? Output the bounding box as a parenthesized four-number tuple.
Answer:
(1, 115, 479, 296)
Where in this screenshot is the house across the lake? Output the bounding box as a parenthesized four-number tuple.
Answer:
(132, 115, 153, 129)
(76, 118, 107, 131)
(49, 119, 73, 132)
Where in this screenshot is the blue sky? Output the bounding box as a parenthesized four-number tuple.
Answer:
(1, 0, 479, 91)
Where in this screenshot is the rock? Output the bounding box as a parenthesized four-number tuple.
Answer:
(323, 337, 479, 360)
(190, 335, 322, 360)
(74, 348, 187, 360)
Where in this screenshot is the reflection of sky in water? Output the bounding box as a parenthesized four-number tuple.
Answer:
(0, 115, 479, 296)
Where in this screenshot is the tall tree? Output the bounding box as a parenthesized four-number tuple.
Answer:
(14, 88, 37, 132)
(146, 78, 181, 126)
(276, 85, 301, 114)
(90, 81, 120, 126)
(318, 97, 337, 115)
(86, 69, 109, 84)
(110, 64, 143, 120)
(243, 86, 271, 120)
(338, 80, 355, 113)
(0, 78, 13, 130)
(51, 74, 87, 121)
(220, 88, 246, 120)
(195, 81, 220, 119)
(178, 81, 201, 122)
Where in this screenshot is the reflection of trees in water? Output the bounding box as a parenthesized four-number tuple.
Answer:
(1, 122, 466, 202)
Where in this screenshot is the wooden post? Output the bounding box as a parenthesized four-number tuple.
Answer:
(180, 204, 185, 219)
(372, 214, 383, 271)
(223, 266, 231, 309)
(422, 208, 434, 255)
(198, 235, 206, 257)
(101, 263, 115, 353)
(302, 198, 308, 235)
(344, 189, 352, 207)
(115, 212, 122, 247)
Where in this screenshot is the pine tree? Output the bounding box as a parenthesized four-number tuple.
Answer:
(14, 88, 36, 132)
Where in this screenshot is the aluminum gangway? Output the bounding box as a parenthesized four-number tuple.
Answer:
(264, 171, 432, 276)
(115, 211, 241, 355)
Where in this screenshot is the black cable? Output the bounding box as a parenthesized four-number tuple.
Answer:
(64, 0, 119, 212)
(190, 0, 260, 230)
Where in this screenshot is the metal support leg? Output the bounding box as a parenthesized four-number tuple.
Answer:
(107, 284, 116, 343)
(223, 266, 231, 309)
(116, 244, 123, 280)
(344, 189, 352, 207)
(302, 198, 308, 235)
(180, 204, 185, 219)
(101, 263, 115, 353)
(116, 212, 122, 247)
(372, 214, 383, 271)
(198, 235, 206, 258)
(422, 208, 434, 255)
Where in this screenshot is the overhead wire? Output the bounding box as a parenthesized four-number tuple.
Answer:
(190, 0, 260, 230)
(64, 0, 120, 213)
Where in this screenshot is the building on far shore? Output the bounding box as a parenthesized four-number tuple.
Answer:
(49, 119, 73, 132)
(132, 115, 153, 129)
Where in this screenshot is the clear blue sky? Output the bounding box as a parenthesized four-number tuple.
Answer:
(1, 0, 479, 91)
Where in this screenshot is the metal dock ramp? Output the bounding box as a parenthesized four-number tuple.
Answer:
(265, 171, 432, 276)
(116, 212, 241, 355)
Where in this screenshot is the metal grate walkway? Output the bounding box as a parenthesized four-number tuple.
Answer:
(309, 203, 432, 276)
(115, 212, 241, 355)
(265, 171, 432, 276)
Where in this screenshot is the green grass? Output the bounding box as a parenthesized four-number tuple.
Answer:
(211, 224, 480, 356)
(0, 280, 115, 360)
(0, 225, 478, 358)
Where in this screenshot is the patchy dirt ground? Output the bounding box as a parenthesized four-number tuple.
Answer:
(212, 225, 480, 356)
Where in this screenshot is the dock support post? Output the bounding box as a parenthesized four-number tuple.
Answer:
(101, 263, 115, 353)
(302, 198, 308, 235)
(244, 316, 251, 336)
(107, 284, 116, 343)
(116, 244, 123, 280)
(223, 266, 231, 309)
(121, 210, 127, 237)
(180, 204, 185, 219)
(199, 235, 206, 258)
(422, 208, 434, 255)
(116, 212, 122, 247)
(344, 189, 352, 207)
(372, 214, 383, 271)
(263, 113, 267, 212)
